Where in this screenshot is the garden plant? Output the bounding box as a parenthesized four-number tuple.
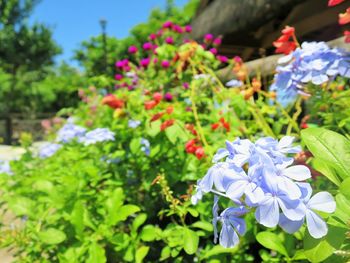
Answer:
(0, 1, 350, 262)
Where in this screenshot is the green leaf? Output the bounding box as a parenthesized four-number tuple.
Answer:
(8, 197, 34, 217)
(339, 178, 350, 199)
(135, 246, 149, 263)
(301, 128, 350, 180)
(304, 225, 346, 262)
(312, 158, 341, 186)
(256, 231, 289, 257)
(160, 246, 171, 261)
(140, 225, 157, 241)
(183, 227, 199, 255)
(105, 188, 125, 225)
(147, 120, 161, 137)
(191, 221, 213, 232)
(115, 204, 140, 223)
(70, 201, 84, 238)
(130, 138, 141, 154)
(87, 242, 106, 263)
(132, 213, 147, 233)
(165, 121, 189, 144)
(292, 250, 307, 260)
(33, 180, 53, 193)
(38, 228, 66, 245)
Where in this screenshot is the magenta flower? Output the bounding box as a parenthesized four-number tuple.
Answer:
(165, 37, 174, 44)
(161, 60, 170, 68)
(164, 92, 173, 101)
(149, 33, 157, 41)
(213, 37, 222, 46)
(163, 21, 173, 29)
(116, 60, 124, 68)
(183, 39, 190, 44)
(140, 57, 150, 68)
(183, 82, 189, 89)
(173, 24, 183, 34)
(204, 33, 214, 42)
(128, 45, 138, 54)
(185, 25, 192, 33)
(114, 74, 123, 80)
(234, 56, 242, 63)
(143, 42, 153, 50)
(157, 29, 163, 37)
(210, 48, 218, 55)
(217, 55, 228, 63)
(153, 58, 158, 64)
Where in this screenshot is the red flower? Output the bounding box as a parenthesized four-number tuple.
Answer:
(220, 118, 230, 132)
(273, 26, 297, 55)
(185, 139, 197, 154)
(344, 30, 350, 43)
(185, 124, 197, 135)
(195, 147, 205, 160)
(153, 92, 163, 102)
(160, 119, 175, 131)
(102, 94, 125, 109)
(339, 8, 350, 25)
(150, 112, 164, 122)
(144, 100, 158, 110)
(211, 123, 220, 130)
(328, 0, 345, 6)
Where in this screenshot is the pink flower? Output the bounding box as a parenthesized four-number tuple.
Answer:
(234, 56, 242, 63)
(140, 57, 150, 68)
(184, 25, 192, 33)
(128, 45, 138, 54)
(116, 60, 124, 68)
(217, 55, 228, 63)
(153, 58, 158, 64)
(213, 37, 222, 46)
(143, 42, 153, 50)
(164, 92, 173, 101)
(344, 30, 350, 43)
(157, 29, 164, 37)
(209, 48, 218, 55)
(114, 74, 123, 81)
(163, 21, 173, 29)
(161, 60, 170, 68)
(149, 33, 157, 41)
(183, 82, 189, 89)
(165, 36, 174, 44)
(204, 33, 214, 43)
(173, 24, 183, 33)
(183, 39, 190, 43)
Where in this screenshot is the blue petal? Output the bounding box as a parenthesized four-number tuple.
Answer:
(308, 192, 336, 213)
(305, 210, 328, 239)
(219, 223, 239, 248)
(279, 213, 304, 234)
(255, 197, 279, 227)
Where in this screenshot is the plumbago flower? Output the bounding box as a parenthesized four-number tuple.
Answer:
(39, 143, 62, 158)
(56, 123, 86, 143)
(192, 136, 336, 248)
(271, 41, 350, 98)
(0, 160, 13, 175)
(79, 128, 115, 146)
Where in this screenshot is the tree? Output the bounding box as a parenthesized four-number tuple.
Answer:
(0, 0, 61, 144)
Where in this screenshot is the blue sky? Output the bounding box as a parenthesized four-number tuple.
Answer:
(30, 0, 188, 64)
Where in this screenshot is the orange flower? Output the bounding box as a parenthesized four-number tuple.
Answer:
(102, 94, 125, 109)
(211, 123, 220, 130)
(153, 92, 163, 102)
(160, 119, 175, 131)
(252, 78, 262, 92)
(166, 106, 174, 115)
(339, 8, 350, 25)
(185, 123, 197, 135)
(144, 100, 158, 110)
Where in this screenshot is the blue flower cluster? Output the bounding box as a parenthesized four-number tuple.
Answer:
(226, 79, 243, 88)
(39, 122, 115, 158)
(271, 41, 350, 98)
(39, 143, 62, 158)
(192, 136, 336, 248)
(140, 138, 151, 156)
(0, 160, 12, 175)
(78, 128, 115, 146)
